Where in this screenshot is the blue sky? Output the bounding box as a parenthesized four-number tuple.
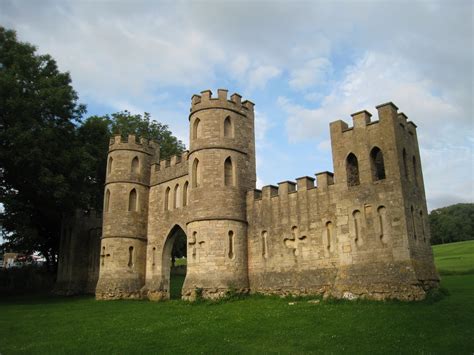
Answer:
(1, 0, 472, 210)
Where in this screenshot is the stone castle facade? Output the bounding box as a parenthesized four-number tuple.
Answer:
(58, 89, 440, 301)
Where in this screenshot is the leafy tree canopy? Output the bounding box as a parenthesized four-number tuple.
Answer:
(0, 27, 185, 266)
(78, 111, 184, 211)
(0, 26, 85, 265)
(429, 203, 474, 245)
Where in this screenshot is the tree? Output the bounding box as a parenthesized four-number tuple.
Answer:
(0, 27, 86, 267)
(0, 28, 186, 268)
(78, 111, 185, 211)
(429, 203, 474, 245)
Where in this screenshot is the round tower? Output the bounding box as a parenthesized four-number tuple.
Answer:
(183, 89, 256, 299)
(95, 134, 158, 300)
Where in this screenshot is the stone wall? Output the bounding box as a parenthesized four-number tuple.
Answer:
(55, 210, 102, 295)
(89, 89, 439, 302)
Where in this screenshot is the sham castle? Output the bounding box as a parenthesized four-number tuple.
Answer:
(55, 89, 439, 301)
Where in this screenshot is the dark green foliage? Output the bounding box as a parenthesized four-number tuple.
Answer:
(0, 27, 85, 265)
(429, 203, 474, 245)
(0, 27, 185, 265)
(77, 112, 185, 211)
(0, 265, 54, 295)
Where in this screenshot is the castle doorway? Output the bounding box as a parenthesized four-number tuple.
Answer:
(162, 225, 187, 299)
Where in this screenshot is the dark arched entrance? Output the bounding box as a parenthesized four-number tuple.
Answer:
(162, 225, 187, 299)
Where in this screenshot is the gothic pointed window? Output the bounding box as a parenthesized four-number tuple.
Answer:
(128, 188, 137, 211)
(173, 184, 179, 209)
(182, 181, 188, 207)
(193, 118, 201, 140)
(164, 187, 170, 211)
(346, 153, 360, 186)
(370, 147, 386, 181)
(224, 157, 234, 186)
(224, 116, 233, 138)
(131, 156, 139, 174)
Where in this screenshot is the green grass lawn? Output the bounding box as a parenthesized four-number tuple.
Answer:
(432, 240, 474, 275)
(1, 241, 473, 354)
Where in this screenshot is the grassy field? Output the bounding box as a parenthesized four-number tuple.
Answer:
(432, 240, 474, 275)
(1, 241, 473, 354)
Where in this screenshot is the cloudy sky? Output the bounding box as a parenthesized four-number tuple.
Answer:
(1, 0, 472, 210)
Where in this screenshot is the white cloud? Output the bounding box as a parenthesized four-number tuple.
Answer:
(289, 57, 332, 90)
(247, 65, 281, 90)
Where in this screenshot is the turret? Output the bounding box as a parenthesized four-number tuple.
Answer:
(95, 134, 159, 299)
(183, 89, 256, 299)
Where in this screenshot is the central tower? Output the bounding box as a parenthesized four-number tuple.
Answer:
(182, 89, 256, 299)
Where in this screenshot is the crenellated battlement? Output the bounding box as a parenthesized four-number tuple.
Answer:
(190, 89, 254, 117)
(151, 151, 189, 185)
(247, 173, 334, 202)
(109, 134, 159, 155)
(330, 102, 418, 135)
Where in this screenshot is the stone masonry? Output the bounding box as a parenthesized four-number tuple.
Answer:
(90, 89, 439, 301)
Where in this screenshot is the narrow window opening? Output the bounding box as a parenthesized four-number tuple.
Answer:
(228, 231, 234, 259)
(224, 116, 233, 138)
(128, 246, 134, 268)
(377, 206, 387, 243)
(105, 189, 111, 212)
(353, 210, 362, 245)
(326, 221, 333, 251)
(152, 247, 156, 266)
(131, 156, 139, 174)
(370, 147, 386, 181)
(411, 206, 416, 240)
(101, 246, 105, 266)
(412, 156, 418, 186)
(173, 184, 179, 209)
(192, 118, 201, 140)
(192, 159, 201, 188)
(108, 157, 113, 175)
(191, 231, 197, 258)
(164, 187, 170, 211)
(420, 210, 425, 242)
(224, 157, 234, 186)
(182, 181, 188, 207)
(403, 148, 409, 179)
(128, 188, 137, 212)
(262, 231, 268, 259)
(346, 153, 360, 186)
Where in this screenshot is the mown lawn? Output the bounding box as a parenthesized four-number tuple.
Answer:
(1, 241, 473, 354)
(432, 240, 474, 275)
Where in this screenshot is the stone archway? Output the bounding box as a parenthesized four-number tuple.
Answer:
(161, 224, 187, 299)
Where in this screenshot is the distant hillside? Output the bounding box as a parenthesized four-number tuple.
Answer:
(429, 203, 474, 245)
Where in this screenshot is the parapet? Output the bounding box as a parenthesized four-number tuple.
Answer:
(315, 171, 334, 191)
(151, 151, 189, 185)
(190, 89, 254, 118)
(109, 134, 159, 156)
(330, 101, 421, 135)
(247, 173, 333, 203)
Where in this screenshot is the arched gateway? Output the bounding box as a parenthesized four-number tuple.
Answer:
(95, 89, 439, 302)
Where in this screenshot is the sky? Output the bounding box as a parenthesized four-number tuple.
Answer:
(1, 0, 473, 211)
